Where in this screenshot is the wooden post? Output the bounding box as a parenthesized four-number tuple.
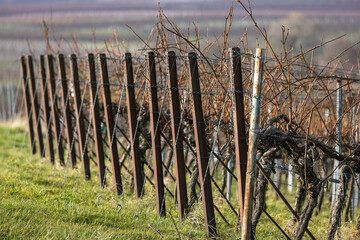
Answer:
(39, 55, 55, 164)
(188, 52, 216, 237)
(26, 55, 45, 158)
(88, 53, 106, 187)
(229, 47, 248, 224)
(99, 53, 123, 195)
(70, 54, 91, 180)
(241, 48, 265, 240)
(124, 53, 144, 198)
(147, 51, 165, 216)
(58, 54, 76, 168)
(166, 51, 188, 221)
(46, 55, 65, 165)
(20, 56, 36, 154)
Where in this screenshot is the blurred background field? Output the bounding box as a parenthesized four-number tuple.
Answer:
(0, 0, 360, 83)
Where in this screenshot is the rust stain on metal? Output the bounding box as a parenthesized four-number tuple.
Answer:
(58, 54, 77, 168)
(99, 53, 123, 195)
(70, 54, 91, 180)
(147, 51, 166, 216)
(188, 52, 216, 237)
(27, 55, 45, 158)
(46, 55, 65, 165)
(39, 55, 55, 164)
(229, 47, 248, 226)
(20, 56, 36, 154)
(88, 53, 106, 187)
(124, 52, 144, 198)
(166, 51, 188, 221)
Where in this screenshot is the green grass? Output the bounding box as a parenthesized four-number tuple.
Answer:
(0, 123, 359, 239)
(0, 125, 203, 239)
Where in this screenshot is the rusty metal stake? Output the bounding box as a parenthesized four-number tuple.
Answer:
(188, 52, 216, 237)
(147, 51, 166, 216)
(39, 55, 55, 164)
(58, 54, 77, 168)
(229, 47, 248, 226)
(99, 53, 123, 195)
(70, 54, 91, 180)
(88, 53, 106, 187)
(27, 55, 45, 158)
(241, 48, 264, 240)
(124, 53, 144, 198)
(46, 55, 65, 165)
(20, 56, 36, 154)
(166, 51, 188, 221)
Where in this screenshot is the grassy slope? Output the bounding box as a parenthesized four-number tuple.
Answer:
(0, 124, 359, 239)
(0, 125, 203, 239)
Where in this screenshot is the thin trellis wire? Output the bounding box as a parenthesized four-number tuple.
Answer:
(74, 58, 94, 192)
(268, 163, 358, 185)
(26, 63, 45, 163)
(100, 57, 131, 196)
(72, 81, 93, 192)
(61, 74, 82, 184)
(38, 64, 57, 165)
(78, 52, 360, 83)
(129, 62, 152, 219)
(5, 77, 23, 149)
(14, 75, 33, 161)
(101, 61, 128, 208)
(31, 64, 47, 160)
(11, 51, 360, 238)
(255, 176, 360, 202)
(137, 68, 169, 217)
(50, 78, 64, 178)
(10, 76, 26, 150)
(100, 51, 254, 64)
(111, 85, 130, 211)
(90, 61, 113, 203)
